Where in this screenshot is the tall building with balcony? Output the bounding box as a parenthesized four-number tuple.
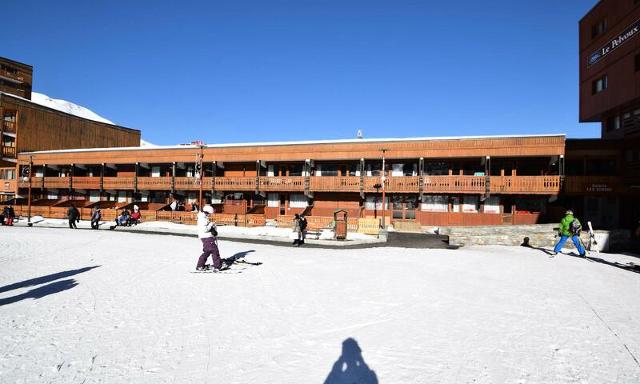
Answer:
(0, 57, 141, 202)
(0, 57, 32, 100)
(579, 0, 640, 138)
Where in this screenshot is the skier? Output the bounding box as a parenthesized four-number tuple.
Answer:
(90, 208, 102, 229)
(196, 205, 224, 271)
(553, 209, 586, 257)
(67, 204, 80, 229)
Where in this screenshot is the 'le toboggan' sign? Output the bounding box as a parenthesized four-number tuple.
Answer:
(589, 18, 640, 66)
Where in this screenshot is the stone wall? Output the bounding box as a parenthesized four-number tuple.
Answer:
(439, 224, 632, 252)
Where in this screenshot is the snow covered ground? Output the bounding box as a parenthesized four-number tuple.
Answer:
(1, 226, 640, 383)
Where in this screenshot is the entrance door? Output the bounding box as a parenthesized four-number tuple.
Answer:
(392, 195, 418, 220)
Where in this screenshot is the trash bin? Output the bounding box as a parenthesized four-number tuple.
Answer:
(334, 209, 348, 240)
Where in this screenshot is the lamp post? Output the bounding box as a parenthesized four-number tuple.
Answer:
(198, 145, 204, 210)
(27, 156, 33, 227)
(380, 148, 388, 229)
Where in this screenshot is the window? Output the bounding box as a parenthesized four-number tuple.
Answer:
(592, 75, 607, 94)
(591, 18, 607, 39)
(606, 115, 621, 131)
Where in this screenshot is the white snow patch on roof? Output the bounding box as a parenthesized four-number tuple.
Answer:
(30, 92, 114, 125)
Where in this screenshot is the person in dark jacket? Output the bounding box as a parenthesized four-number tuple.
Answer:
(3, 205, 15, 226)
(67, 204, 80, 229)
(90, 208, 102, 229)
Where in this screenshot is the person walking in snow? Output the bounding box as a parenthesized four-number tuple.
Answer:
(196, 205, 223, 271)
(3, 205, 15, 226)
(90, 208, 101, 229)
(292, 214, 307, 246)
(67, 204, 80, 229)
(553, 209, 586, 257)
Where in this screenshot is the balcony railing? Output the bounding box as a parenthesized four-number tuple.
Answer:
(1, 146, 16, 158)
(14, 175, 564, 194)
(44, 177, 70, 189)
(1, 179, 16, 192)
(103, 177, 134, 190)
(490, 176, 560, 194)
(259, 176, 305, 191)
(421, 175, 486, 193)
(137, 176, 172, 190)
(2, 121, 16, 134)
(310, 176, 360, 192)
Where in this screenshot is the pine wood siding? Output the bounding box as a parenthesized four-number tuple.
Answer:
(0, 94, 140, 154)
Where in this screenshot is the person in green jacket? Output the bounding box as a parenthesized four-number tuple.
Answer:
(553, 210, 586, 256)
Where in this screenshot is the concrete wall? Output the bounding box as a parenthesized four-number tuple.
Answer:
(440, 224, 632, 252)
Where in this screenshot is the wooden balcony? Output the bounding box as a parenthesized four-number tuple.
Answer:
(44, 177, 70, 189)
(1, 146, 16, 158)
(1, 179, 16, 193)
(137, 176, 172, 190)
(13, 175, 563, 195)
(259, 176, 305, 191)
(72, 176, 101, 190)
(421, 175, 486, 193)
(2, 121, 16, 134)
(564, 176, 619, 194)
(490, 176, 560, 194)
(103, 177, 134, 190)
(310, 176, 360, 192)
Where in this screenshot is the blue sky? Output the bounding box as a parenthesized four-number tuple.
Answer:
(3, 0, 599, 145)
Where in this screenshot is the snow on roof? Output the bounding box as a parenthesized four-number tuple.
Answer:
(29, 92, 115, 124)
(22, 133, 566, 155)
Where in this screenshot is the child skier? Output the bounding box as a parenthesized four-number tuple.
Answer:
(553, 209, 586, 257)
(196, 205, 224, 271)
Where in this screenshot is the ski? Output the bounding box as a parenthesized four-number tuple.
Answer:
(190, 268, 242, 274)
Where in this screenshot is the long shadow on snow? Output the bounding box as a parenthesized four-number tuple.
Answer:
(324, 338, 378, 384)
(0, 266, 100, 294)
(566, 253, 640, 274)
(0, 279, 79, 306)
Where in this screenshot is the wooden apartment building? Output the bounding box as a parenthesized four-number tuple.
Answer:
(0, 57, 141, 202)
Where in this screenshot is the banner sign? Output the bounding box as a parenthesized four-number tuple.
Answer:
(589, 18, 640, 66)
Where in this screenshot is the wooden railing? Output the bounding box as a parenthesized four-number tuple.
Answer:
(72, 176, 101, 190)
(2, 121, 16, 134)
(44, 177, 70, 189)
(310, 176, 360, 192)
(421, 175, 486, 193)
(490, 176, 560, 194)
(1, 179, 16, 192)
(103, 177, 134, 190)
(13, 175, 564, 194)
(564, 176, 619, 194)
(137, 177, 172, 190)
(1, 146, 16, 158)
(259, 176, 305, 191)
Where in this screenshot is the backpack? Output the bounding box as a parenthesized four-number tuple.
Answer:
(300, 218, 307, 231)
(569, 218, 582, 235)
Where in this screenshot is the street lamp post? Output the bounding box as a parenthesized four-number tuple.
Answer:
(198, 146, 204, 211)
(27, 156, 33, 227)
(380, 148, 387, 229)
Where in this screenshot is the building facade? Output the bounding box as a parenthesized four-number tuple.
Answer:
(0, 57, 141, 202)
(0, 57, 32, 100)
(11, 134, 575, 229)
(580, 0, 640, 138)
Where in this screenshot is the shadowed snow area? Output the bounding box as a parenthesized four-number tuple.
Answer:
(1, 226, 639, 383)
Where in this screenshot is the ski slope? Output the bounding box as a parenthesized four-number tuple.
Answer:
(1, 226, 639, 383)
